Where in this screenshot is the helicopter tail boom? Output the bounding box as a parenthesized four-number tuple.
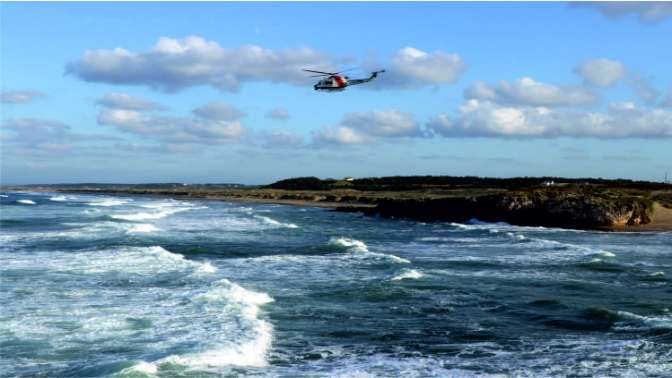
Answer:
(348, 70, 386, 86)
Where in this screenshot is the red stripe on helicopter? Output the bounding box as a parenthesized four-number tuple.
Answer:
(334, 76, 346, 87)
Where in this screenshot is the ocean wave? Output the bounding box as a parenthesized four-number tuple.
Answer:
(121, 278, 274, 375)
(328, 237, 410, 264)
(510, 234, 617, 261)
(3, 244, 274, 377)
(49, 195, 69, 202)
(87, 198, 129, 207)
(5, 245, 217, 277)
(17, 199, 36, 205)
(329, 237, 370, 253)
(614, 310, 672, 331)
(254, 215, 299, 229)
(138, 200, 180, 209)
(127, 224, 161, 233)
(392, 269, 424, 281)
(111, 206, 202, 221)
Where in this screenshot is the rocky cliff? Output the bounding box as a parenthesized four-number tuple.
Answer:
(349, 190, 654, 230)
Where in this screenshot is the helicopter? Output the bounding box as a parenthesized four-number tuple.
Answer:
(303, 68, 386, 91)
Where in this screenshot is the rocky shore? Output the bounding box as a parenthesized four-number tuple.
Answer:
(6, 176, 671, 231)
(345, 190, 656, 230)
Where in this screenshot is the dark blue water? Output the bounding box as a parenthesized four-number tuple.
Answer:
(1, 191, 671, 377)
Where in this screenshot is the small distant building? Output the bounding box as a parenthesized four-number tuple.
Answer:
(542, 180, 555, 187)
(344, 177, 355, 182)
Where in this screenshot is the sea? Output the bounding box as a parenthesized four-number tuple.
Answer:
(1, 191, 671, 377)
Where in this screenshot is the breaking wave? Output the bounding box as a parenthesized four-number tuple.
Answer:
(86, 198, 129, 207)
(254, 215, 299, 229)
(110, 206, 201, 221)
(328, 237, 410, 264)
(127, 224, 161, 233)
(392, 269, 424, 281)
(17, 199, 36, 205)
(121, 278, 274, 375)
(614, 310, 672, 331)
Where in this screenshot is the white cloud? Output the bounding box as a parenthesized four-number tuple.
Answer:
(574, 58, 626, 87)
(97, 104, 246, 146)
(1, 90, 46, 104)
(311, 110, 421, 146)
(464, 77, 598, 107)
(266, 107, 290, 121)
(67, 37, 467, 92)
(97, 92, 165, 110)
(376, 47, 467, 88)
(341, 110, 422, 137)
(1, 117, 120, 155)
(2, 117, 69, 142)
(428, 99, 672, 138)
(628, 74, 660, 104)
(66, 36, 335, 92)
(192, 101, 246, 121)
(261, 130, 304, 148)
(312, 126, 370, 146)
(574, 2, 672, 23)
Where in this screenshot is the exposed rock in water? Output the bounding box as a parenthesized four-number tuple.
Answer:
(347, 190, 653, 230)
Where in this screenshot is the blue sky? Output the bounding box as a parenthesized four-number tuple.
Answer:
(2, 1, 672, 184)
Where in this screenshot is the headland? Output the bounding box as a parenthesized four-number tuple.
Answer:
(5, 176, 672, 231)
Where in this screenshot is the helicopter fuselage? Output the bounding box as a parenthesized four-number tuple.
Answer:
(314, 75, 348, 91)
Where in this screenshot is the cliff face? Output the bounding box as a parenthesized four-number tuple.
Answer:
(365, 191, 653, 230)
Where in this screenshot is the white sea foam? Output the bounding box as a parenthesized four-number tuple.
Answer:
(111, 206, 199, 221)
(523, 237, 616, 259)
(127, 224, 161, 233)
(17, 199, 36, 205)
(122, 278, 274, 375)
(392, 269, 424, 281)
(329, 237, 370, 253)
(615, 310, 672, 331)
(649, 271, 665, 277)
(139, 200, 179, 209)
(25, 246, 219, 277)
(4, 243, 272, 377)
(418, 236, 446, 242)
(254, 215, 299, 229)
(449, 222, 472, 230)
(328, 237, 410, 264)
(506, 232, 527, 241)
(87, 198, 129, 207)
(49, 195, 69, 202)
(0, 194, 8, 198)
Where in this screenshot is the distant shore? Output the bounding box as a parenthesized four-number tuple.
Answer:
(5, 175, 672, 232)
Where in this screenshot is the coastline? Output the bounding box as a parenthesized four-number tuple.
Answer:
(6, 185, 671, 232)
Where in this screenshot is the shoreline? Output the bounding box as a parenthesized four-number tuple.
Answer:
(5, 186, 671, 233)
(7, 187, 375, 209)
